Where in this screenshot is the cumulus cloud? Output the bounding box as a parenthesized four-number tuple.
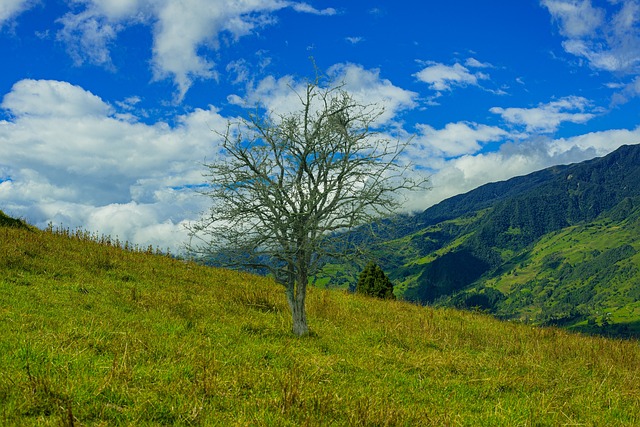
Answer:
(414, 61, 489, 91)
(0, 0, 34, 26)
(542, 0, 640, 73)
(233, 63, 418, 125)
(0, 78, 231, 252)
(490, 95, 598, 133)
(1, 76, 637, 248)
(327, 63, 418, 123)
(54, 0, 337, 102)
(3, 79, 113, 117)
(0, 71, 412, 251)
(409, 122, 510, 160)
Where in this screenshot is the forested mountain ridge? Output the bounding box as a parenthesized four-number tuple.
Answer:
(369, 144, 640, 336)
(411, 143, 640, 234)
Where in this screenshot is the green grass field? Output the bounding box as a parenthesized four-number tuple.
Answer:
(2, 222, 640, 425)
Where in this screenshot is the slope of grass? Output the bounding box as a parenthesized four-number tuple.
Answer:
(2, 224, 640, 425)
(0, 210, 30, 228)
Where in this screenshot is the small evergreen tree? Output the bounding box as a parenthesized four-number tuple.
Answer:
(356, 262, 395, 299)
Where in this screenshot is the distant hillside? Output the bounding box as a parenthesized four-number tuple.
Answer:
(413, 164, 571, 230)
(2, 212, 640, 425)
(0, 209, 29, 228)
(355, 144, 640, 337)
(415, 144, 640, 229)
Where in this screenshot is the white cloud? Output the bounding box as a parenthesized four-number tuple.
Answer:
(490, 95, 598, 133)
(2, 79, 113, 117)
(542, 0, 604, 38)
(235, 63, 418, 125)
(87, 0, 152, 20)
(605, 82, 626, 89)
(542, 0, 640, 73)
(81, 201, 195, 251)
(0, 78, 231, 252)
(414, 61, 489, 91)
(1, 76, 638, 250)
(0, 72, 411, 252)
(231, 73, 301, 114)
(0, 0, 34, 26)
(465, 57, 493, 68)
(345, 36, 364, 44)
(327, 63, 418, 123)
(54, 0, 337, 102)
(56, 9, 122, 68)
(547, 126, 640, 156)
(611, 76, 640, 105)
(0, 72, 414, 252)
(410, 122, 510, 159)
(288, 2, 336, 15)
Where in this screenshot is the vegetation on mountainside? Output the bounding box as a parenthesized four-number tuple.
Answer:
(322, 145, 640, 337)
(2, 215, 640, 425)
(472, 202, 640, 335)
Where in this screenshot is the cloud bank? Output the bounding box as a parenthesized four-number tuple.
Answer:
(408, 127, 640, 212)
(0, 78, 229, 251)
(1, 74, 638, 251)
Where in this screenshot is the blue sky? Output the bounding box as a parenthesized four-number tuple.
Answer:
(1, 0, 639, 252)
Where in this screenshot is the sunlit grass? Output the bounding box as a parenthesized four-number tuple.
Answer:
(2, 224, 640, 425)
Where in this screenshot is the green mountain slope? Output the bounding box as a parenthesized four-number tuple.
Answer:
(451, 199, 640, 333)
(3, 214, 640, 425)
(367, 144, 640, 337)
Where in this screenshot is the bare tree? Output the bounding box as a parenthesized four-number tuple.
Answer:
(188, 77, 428, 336)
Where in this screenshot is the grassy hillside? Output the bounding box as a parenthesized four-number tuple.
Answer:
(0, 210, 29, 228)
(2, 220, 640, 425)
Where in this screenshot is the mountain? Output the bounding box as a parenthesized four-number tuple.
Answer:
(2, 212, 640, 425)
(365, 144, 640, 337)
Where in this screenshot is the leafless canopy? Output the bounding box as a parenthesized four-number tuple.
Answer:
(188, 78, 428, 335)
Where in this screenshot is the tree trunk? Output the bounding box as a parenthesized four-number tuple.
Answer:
(286, 262, 309, 337)
(290, 292, 309, 336)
